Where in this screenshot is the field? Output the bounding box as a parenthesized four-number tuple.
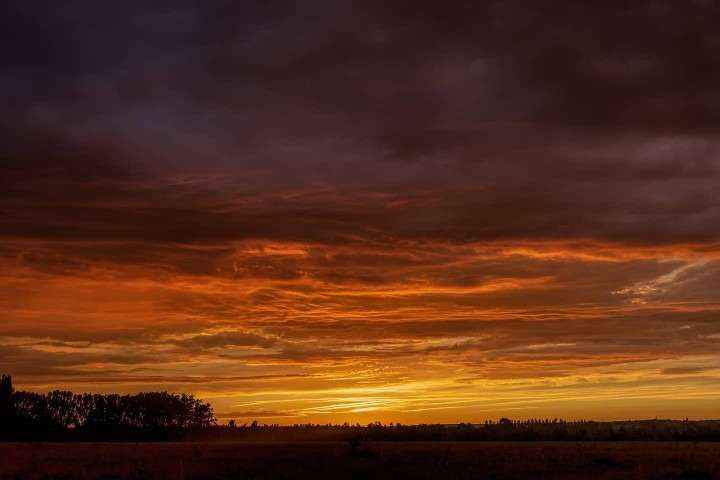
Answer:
(1, 441, 719, 479)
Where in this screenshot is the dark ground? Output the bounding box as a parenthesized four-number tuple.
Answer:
(1, 441, 719, 479)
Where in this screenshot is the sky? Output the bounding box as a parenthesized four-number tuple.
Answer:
(2, 1, 720, 424)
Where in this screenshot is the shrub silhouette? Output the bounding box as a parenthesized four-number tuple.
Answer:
(2, 374, 215, 440)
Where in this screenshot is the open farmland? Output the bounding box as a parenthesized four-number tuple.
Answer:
(1, 441, 719, 479)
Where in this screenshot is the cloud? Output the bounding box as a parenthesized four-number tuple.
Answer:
(217, 410, 298, 419)
(660, 366, 712, 375)
(170, 331, 278, 349)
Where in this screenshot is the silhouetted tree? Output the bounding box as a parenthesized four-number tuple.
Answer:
(1, 375, 216, 440)
(0, 375, 15, 435)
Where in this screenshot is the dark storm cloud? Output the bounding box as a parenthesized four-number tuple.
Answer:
(4, 1, 720, 153)
(2, 143, 719, 249)
(2, 1, 720, 247)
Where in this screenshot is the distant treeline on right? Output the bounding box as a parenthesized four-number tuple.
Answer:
(207, 418, 720, 443)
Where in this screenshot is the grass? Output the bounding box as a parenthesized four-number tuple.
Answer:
(1, 441, 719, 479)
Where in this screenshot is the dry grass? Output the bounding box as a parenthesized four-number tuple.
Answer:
(1, 441, 719, 479)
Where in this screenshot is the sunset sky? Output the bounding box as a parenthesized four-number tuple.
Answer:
(2, 1, 720, 424)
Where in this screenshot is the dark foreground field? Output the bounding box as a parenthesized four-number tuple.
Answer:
(1, 441, 719, 479)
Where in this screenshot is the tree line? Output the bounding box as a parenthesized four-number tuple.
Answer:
(1, 375, 215, 440)
(3, 374, 720, 442)
(199, 418, 720, 442)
